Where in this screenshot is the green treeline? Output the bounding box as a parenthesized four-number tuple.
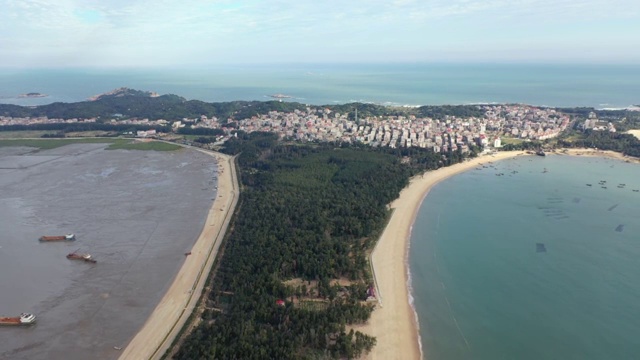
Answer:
(308, 103, 485, 121)
(172, 133, 459, 359)
(497, 130, 640, 157)
(177, 127, 225, 136)
(0, 122, 170, 134)
(499, 141, 543, 151)
(1, 90, 485, 122)
(0, 96, 306, 121)
(557, 130, 640, 157)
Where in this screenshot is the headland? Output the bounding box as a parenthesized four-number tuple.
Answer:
(562, 148, 640, 164)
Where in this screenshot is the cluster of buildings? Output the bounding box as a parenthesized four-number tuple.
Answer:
(191, 104, 570, 152)
(581, 112, 617, 132)
(1, 104, 571, 153)
(0, 116, 97, 126)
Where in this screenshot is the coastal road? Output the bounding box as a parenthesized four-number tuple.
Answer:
(118, 147, 238, 360)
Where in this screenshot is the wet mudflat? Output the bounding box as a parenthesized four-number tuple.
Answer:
(0, 143, 217, 360)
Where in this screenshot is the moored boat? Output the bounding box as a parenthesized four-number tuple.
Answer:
(67, 252, 97, 263)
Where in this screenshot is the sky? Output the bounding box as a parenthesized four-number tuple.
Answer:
(1, 0, 639, 68)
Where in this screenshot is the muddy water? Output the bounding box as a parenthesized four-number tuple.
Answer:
(0, 144, 218, 360)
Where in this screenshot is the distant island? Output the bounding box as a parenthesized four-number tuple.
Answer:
(88, 87, 159, 101)
(17, 92, 48, 98)
(269, 93, 293, 99)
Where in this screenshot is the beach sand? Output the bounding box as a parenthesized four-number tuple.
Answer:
(627, 130, 640, 141)
(119, 149, 238, 360)
(561, 148, 640, 164)
(359, 151, 526, 360)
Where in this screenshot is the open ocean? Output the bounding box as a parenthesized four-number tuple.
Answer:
(410, 155, 640, 359)
(0, 63, 639, 108)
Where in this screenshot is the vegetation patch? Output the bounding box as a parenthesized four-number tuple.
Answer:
(0, 138, 118, 150)
(0, 130, 58, 139)
(500, 136, 526, 145)
(65, 131, 117, 137)
(107, 140, 182, 151)
(296, 300, 330, 312)
(557, 130, 640, 157)
(0, 138, 182, 152)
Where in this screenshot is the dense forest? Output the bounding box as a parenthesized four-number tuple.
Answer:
(171, 133, 463, 359)
(0, 95, 306, 122)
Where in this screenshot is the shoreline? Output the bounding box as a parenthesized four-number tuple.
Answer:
(118, 148, 238, 360)
(559, 148, 640, 163)
(360, 151, 527, 360)
(361, 147, 639, 359)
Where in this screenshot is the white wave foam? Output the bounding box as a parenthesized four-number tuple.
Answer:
(406, 224, 424, 359)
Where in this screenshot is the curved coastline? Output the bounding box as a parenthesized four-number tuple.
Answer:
(361, 151, 527, 360)
(362, 147, 639, 359)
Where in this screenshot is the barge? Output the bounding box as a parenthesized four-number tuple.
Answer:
(0, 313, 36, 326)
(39, 234, 75, 242)
(67, 252, 97, 263)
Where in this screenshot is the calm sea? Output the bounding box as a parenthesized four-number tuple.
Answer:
(410, 155, 640, 360)
(0, 64, 639, 108)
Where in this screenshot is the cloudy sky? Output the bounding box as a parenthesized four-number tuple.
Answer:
(1, 0, 639, 67)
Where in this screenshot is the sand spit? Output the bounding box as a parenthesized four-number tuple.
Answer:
(119, 149, 238, 360)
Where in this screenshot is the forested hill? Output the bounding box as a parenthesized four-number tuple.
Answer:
(171, 133, 451, 359)
(0, 91, 307, 121)
(0, 87, 486, 121)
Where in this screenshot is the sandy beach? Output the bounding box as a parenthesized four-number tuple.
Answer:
(561, 148, 640, 164)
(119, 149, 238, 360)
(360, 151, 526, 360)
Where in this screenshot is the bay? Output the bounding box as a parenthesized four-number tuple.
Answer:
(410, 155, 640, 360)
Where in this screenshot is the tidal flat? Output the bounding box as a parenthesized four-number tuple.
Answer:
(0, 143, 218, 360)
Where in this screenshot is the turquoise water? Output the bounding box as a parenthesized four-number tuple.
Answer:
(410, 155, 640, 360)
(1, 64, 639, 108)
